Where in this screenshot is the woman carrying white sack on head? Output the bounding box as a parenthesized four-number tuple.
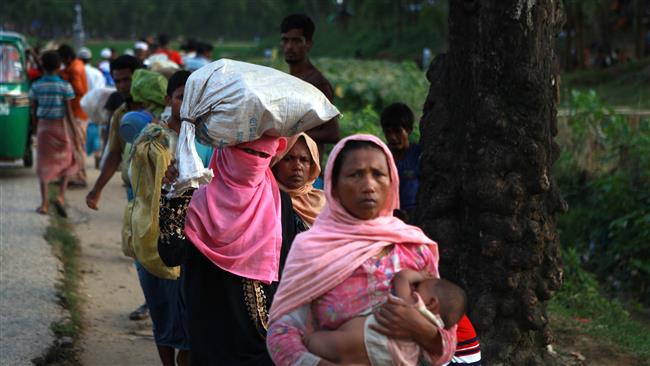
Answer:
(158, 59, 339, 364)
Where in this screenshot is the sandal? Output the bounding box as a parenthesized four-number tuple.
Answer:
(36, 206, 48, 215)
(52, 200, 68, 218)
(129, 303, 149, 321)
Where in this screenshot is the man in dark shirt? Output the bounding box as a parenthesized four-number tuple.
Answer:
(280, 14, 340, 163)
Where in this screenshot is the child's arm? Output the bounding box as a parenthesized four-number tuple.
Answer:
(392, 269, 429, 304)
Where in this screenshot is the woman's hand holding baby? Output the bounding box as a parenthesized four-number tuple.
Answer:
(371, 295, 442, 355)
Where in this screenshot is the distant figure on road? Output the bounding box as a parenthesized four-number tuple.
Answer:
(154, 33, 183, 67)
(78, 47, 107, 167)
(30, 51, 80, 216)
(134, 41, 149, 64)
(78, 47, 106, 91)
(184, 42, 213, 72)
(280, 13, 340, 188)
(58, 44, 89, 187)
(85, 54, 149, 324)
(98, 48, 115, 87)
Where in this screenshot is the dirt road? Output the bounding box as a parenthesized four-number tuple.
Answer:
(0, 165, 60, 365)
(66, 166, 159, 365)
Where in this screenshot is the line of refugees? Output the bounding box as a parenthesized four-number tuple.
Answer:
(32, 13, 481, 366)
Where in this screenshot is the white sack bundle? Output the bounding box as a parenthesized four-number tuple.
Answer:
(180, 59, 340, 147)
(80, 87, 116, 125)
(164, 121, 214, 197)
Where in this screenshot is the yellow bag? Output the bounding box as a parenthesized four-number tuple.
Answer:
(124, 124, 180, 280)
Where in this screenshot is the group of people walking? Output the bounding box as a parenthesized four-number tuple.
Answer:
(30, 13, 481, 366)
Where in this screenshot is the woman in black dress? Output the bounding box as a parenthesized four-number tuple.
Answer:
(158, 136, 307, 365)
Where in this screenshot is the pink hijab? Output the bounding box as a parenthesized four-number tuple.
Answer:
(269, 134, 437, 323)
(184, 135, 287, 284)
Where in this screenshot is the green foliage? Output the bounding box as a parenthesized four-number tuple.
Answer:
(549, 248, 650, 360)
(339, 105, 384, 139)
(555, 89, 650, 303)
(315, 58, 425, 142)
(314, 58, 428, 114)
(44, 185, 83, 340)
(561, 59, 650, 109)
(3, 0, 448, 61)
(255, 57, 425, 142)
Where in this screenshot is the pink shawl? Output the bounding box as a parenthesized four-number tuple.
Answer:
(268, 134, 437, 323)
(184, 135, 287, 284)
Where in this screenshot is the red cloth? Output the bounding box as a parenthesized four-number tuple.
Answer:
(60, 59, 88, 120)
(450, 315, 481, 364)
(28, 67, 42, 82)
(156, 48, 183, 65)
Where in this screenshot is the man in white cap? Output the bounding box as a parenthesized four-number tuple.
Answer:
(98, 48, 114, 86)
(78, 47, 108, 168)
(134, 41, 149, 63)
(78, 47, 106, 91)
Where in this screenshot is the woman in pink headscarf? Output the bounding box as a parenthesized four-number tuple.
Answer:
(266, 134, 456, 366)
(158, 135, 307, 365)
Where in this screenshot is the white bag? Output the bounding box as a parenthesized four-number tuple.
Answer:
(165, 121, 214, 197)
(180, 59, 340, 147)
(80, 87, 116, 125)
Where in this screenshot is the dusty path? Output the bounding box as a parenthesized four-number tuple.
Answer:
(0, 164, 60, 365)
(66, 165, 159, 365)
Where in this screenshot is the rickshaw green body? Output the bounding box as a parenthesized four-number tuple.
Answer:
(0, 31, 31, 163)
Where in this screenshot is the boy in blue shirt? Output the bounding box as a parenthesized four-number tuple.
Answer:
(30, 51, 79, 216)
(380, 103, 421, 222)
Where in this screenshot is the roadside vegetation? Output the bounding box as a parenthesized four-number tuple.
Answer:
(34, 186, 83, 366)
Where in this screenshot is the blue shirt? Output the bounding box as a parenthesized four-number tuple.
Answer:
(184, 57, 210, 72)
(195, 140, 214, 167)
(396, 143, 421, 210)
(29, 75, 75, 119)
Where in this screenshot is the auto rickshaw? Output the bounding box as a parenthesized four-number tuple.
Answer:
(0, 31, 32, 166)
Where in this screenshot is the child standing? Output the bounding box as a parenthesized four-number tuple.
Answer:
(30, 51, 79, 215)
(380, 103, 421, 221)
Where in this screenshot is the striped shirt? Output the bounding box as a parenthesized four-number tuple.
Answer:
(444, 314, 482, 365)
(29, 75, 75, 119)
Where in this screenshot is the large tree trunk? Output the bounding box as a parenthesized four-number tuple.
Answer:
(636, 0, 647, 59)
(415, 1, 567, 364)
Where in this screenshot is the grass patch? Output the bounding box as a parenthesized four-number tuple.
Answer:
(561, 59, 650, 109)
(548, 248, 650, 361)
(33, 185, 83, 365)
(45, 216, 82, 338)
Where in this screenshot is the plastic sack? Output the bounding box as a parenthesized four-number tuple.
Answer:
(165, 121, 213, 197)
(80, 87, 115, 125)
(130, 69, 167, 116)
(119, 110, 154, 144)
(180, 59, 340, 147)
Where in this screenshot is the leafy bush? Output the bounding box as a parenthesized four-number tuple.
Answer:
(555, 90, 650, 303)
(254, 58, 426, 143)
(313, 58, 428, 115)
(549, 248, 650, 359)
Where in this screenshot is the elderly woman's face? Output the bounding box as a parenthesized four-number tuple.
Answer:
(333, 148, 390, 220)
(273, 139, 312, 189)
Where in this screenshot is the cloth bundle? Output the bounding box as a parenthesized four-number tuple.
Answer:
(170, 59, 339, 196)
(80, 87, 115, 125)
(180, 59, 340, 147)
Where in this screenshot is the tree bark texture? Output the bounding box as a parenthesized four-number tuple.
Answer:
(415, 1, 567, 364)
